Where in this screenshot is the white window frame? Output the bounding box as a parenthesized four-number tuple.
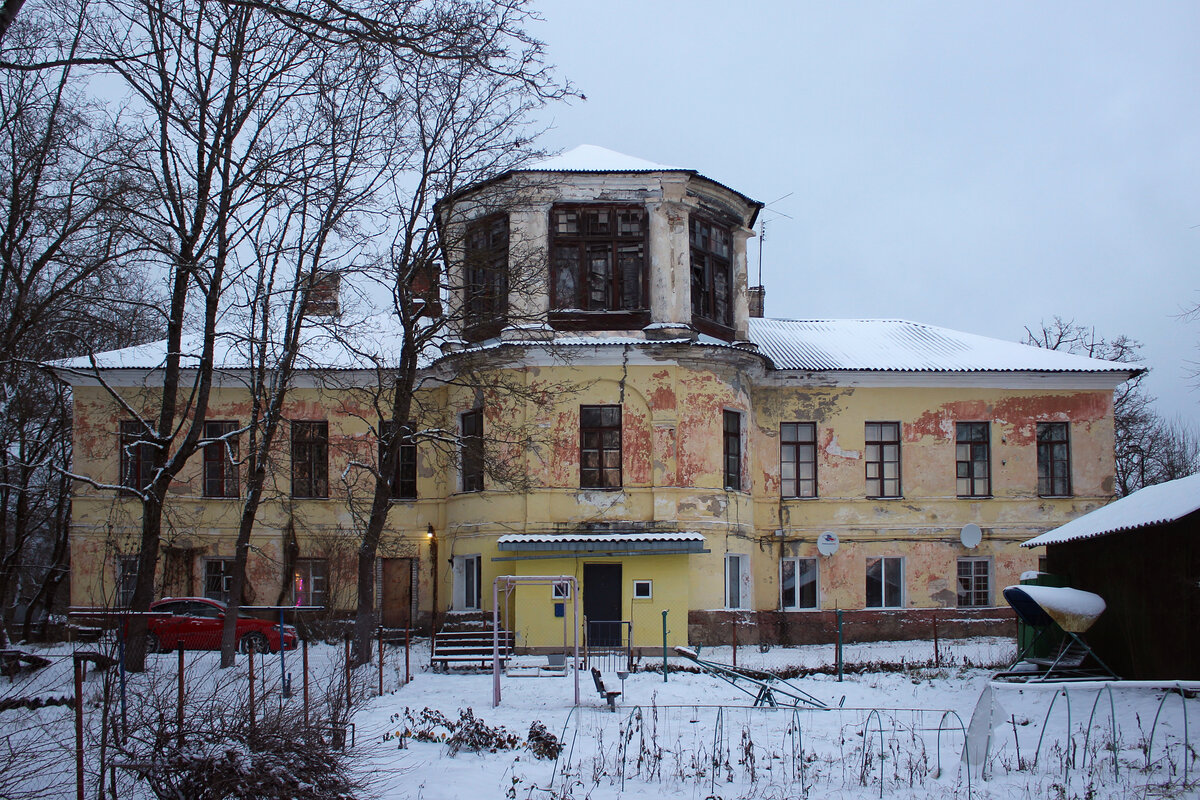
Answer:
(780, 557, 819, 610)
(724, 554, 750, 610)
(956, 557, 992, 608)
(551, 580, 571, 600)
(292, 558, 329, 607)
(632, 579, 653, 600)
(452, 554, 482, 611)
(865, 556, 904, 609)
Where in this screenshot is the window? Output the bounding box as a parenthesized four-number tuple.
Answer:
(551, 580, 571, 600)
(305, 270, 340, 316)
(1037, 422, 1071, 496)
(119, 421, 154, 494)
(955, 422, 990, 497)
(463, 214, 508, 339)
(724, 554, 748, 609)
(204, 559, 235, 603)
(632, 579, 653, 600)
(865, 556, 903, 608)
(780, 557, 818, 610)
(117, 555, 139, 608)
(781, 422, 817, 498)
(453, 554, 482, 611)
(956, 558, 991, 608)
(292, 559, 329, 607)
(203, 420, 239, 498)
(383, 421, 417, 500)
(550, 205, 647, 326)
(460, 409, 483, 492)
(723, 410, 742, 491)
(865, 422, 901, 498)
(690, 216, 734, 336)
(291, 421, 329, 498)
(580, 405, 621, 488)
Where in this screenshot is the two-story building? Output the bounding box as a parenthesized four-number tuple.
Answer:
(63, 146, 1137, 650)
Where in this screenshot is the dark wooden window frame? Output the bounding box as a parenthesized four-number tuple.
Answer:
(463, 214, 508, 340)
(690, 215, 735, 340)
(460, 409, 484, 493)
(119, 421, 154, 495)
(292, 558, 329, 607)
(1037, 421, 1072, 497)
(549, 204, 649, 330)
(723, 409, 742, 492)
(202, 420, 239, 498)
(580, 405, 622, 489)
(865, 556, 903, 608)
(781, 422, 817, 498)
(865, 421, 901, 498)
(955, 421, 991, 498)
(203, 558, 235, 603)
(383, 421, 418, 501)
(956, 557, 991, 608)
(290, 420, 329, 499)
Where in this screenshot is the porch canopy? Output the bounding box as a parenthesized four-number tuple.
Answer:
(496, 531, 707, 555)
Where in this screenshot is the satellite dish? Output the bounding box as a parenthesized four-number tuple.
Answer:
(816, 531, 839, 557)
(960, 523, 983, 549)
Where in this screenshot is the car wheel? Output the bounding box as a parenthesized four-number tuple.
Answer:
(146, 633, 162, 654)
(240, 632, 268, 654)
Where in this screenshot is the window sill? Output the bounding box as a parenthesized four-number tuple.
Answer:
(781, 495, 819, 501)
(550, 310, 649, 331)
(290, 496, 330, 501)
(958, 495, 994, 500)
(1038, 494, 1073, 499)
(579, 486, 623, 492)
(780, 607, 821, 612)
(389, 497, 419, 503)
(866, 496, 904, 501)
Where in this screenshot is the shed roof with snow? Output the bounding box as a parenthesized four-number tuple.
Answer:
(1022, 472, 1200, 548)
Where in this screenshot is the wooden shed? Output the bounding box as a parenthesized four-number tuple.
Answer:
(1022, 473, 1200, 680)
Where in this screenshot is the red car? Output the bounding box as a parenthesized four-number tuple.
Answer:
(143, 597, 299, 653)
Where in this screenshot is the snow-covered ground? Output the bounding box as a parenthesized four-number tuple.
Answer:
(2, 637, 1197, 799)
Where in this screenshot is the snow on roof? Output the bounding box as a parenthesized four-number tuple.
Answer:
(497, 531, 704, 544)
(750, 318, 1140, 374)
(55, 316, 1142, 378)
(523, 145, 680, 173)
(1022, 472, 1200, 548)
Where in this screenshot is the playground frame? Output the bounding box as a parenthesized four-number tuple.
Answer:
(492, 575, 579, 707)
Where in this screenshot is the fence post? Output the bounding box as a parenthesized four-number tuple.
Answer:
(279, 607, 289, 700)
(932, 614, 940, 667)
(73, 654, 84, 800)
(176, 646, 185, 747)
(731, 617, 738, 668)
(302, 638, 309, 729)
(248, 647, 256, 741)
(377, 627, 384, 696)
(404, 627, 411, 684)
(661, 609, 669, 683)
(344, 635, 352, 711)
(118, 622, 127, 744)
(836, 609, 844, 682)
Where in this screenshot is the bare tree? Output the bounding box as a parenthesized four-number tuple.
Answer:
(0, 10, 151, 645)
(1025, 316, 1200, 494)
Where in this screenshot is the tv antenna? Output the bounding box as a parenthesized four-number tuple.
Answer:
(757, 192, 794, 286)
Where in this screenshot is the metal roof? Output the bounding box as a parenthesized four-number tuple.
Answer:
(496, 531, 706, 553)
(749, 318, 1140, 374)
(1022, 473, 1200, 547)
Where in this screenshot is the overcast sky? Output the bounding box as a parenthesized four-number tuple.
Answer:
(531, 0, 1200, 424)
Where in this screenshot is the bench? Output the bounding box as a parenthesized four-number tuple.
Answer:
(590, 667, 620, 711)
(0, 649, 51, 679)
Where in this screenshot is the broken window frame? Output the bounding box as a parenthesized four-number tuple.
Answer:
(865, 421, 901, 498)
(956, 557, 991, 608)
(1036, 422, 1072, 497)
(955, 422, 991, 498)
(549, 204, 649, 330)
(579, 405, 622, 489)
(463, 213, 509, 340)
(202, 420, 239, 498)
(781, 422, 818, 498)
(290, 420, 329, 499)
(119, 420, 154, 495)
(690, 215, 735, 339)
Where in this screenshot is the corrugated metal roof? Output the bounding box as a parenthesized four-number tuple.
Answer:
(497, 531, 705, 553)
(749, 318, 1139, 374)
(1021, 473, 1200, 547)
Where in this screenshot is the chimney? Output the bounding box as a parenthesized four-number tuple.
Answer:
(748, 285, 765, 318)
